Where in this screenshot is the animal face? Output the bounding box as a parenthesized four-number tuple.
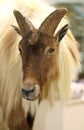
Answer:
(19, 32, 59, 100)
(12, 9, 68, 100)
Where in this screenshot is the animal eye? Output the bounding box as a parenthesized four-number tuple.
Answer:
(45, 47, 55, 56)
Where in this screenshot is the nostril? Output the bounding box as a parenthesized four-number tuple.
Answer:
(22, 88, 26, 95)
(22, 87, 36, 96)
(21, 84, 40, 100)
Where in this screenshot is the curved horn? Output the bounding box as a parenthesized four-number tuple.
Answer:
(13, 10, 35, 36)
(39, 8, 68, 36)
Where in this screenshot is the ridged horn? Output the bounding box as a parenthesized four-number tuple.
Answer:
(39, 8, 68, 36)
(13, 10, 35, 36)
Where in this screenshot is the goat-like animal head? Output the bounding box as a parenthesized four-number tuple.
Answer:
(12, 9, 68, 100)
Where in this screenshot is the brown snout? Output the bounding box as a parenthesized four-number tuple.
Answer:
(21, 79, 40, 100)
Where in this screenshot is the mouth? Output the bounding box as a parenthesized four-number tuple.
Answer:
(21, 85, 40, 101)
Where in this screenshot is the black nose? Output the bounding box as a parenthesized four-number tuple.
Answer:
(21, 80, 40, 100)
(22, 87, 36, 99)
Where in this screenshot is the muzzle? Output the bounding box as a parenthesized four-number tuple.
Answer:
(21, 79, 40, 100)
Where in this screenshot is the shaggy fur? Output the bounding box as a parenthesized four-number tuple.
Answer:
(0, 0, 80, 130)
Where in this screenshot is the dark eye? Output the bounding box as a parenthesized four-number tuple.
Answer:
(45, 47, 55, 56)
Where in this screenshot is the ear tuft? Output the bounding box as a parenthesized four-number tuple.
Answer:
(56, 24, 69, 43)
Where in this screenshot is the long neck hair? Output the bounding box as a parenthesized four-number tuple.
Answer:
(0, 0, 80, 119)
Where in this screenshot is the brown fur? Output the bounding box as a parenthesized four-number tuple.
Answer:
(20, 33, 59, 88)
(0, 0, 80, 130)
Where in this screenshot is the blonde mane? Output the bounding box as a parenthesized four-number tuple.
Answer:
(0, 0, 80, 124)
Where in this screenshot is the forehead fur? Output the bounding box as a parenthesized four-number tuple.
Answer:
(21, 31, 55, 47)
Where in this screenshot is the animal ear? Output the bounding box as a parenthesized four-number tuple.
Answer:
(55, 24, 69, 43)
(11, 25, 22, 36)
